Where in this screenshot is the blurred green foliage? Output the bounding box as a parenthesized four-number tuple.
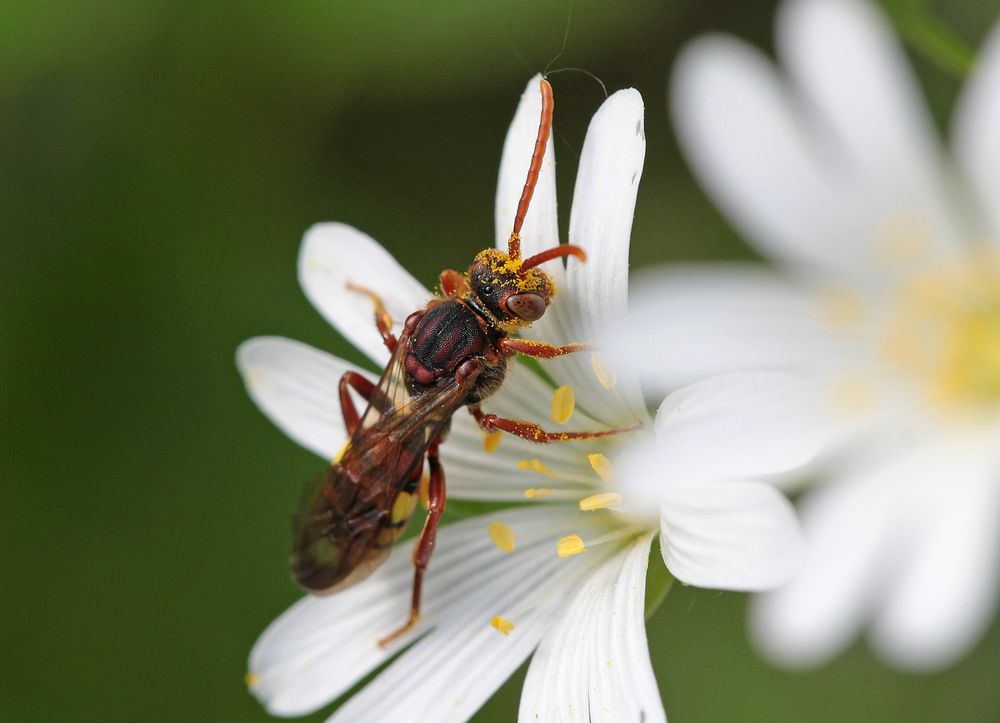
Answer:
(2, 0, 999, 720)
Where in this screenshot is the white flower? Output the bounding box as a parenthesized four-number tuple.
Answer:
(238, 77, 802, 722)
(604, 0, 1000, 672)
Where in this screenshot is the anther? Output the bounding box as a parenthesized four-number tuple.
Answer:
(487, 521, 517, 553)
(551, 385, 575, 425)
(517, 459, 560, 478)
(245, 672, 260, 687)
(557, 534, 586, 557)
(587, 453, 615, 483)
(482, 431, 503, 453)
(591, 353, 617, 390)
(523, 487, 552, 499)
(491, 616, 515, 636)
(579, 492, 622, 511)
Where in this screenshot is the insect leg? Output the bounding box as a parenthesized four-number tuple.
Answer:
(439, 269, 468, 299)
(338, 371, 393, 435)
(346, 282, 397, 352)
(378, 439, 446, 648)
(499, 337, 591, 359)
(469, 405, 640, 443)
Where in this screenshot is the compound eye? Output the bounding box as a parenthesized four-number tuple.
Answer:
(505, 292, 547, 322)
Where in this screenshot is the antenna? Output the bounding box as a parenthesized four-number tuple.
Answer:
(508, 78, 554, 260)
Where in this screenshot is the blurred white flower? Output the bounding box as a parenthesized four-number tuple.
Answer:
(604, 0, 1000, 672)
(238, 78, 803, 722)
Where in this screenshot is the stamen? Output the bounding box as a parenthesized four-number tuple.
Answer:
(245, 672, 260, 687)
(523, 487, 552, 499)
(487, 520, 517, 553)
(516, 459, 560, 478)
(590, 353, 617, 390)
(551, 385, 575, 425)
(587, 453, 615, 483)
(579, 492, 622, 511)
(482, 430, 502, 453)
(491, 616, 515, 636)
(557, 534, 586, 557)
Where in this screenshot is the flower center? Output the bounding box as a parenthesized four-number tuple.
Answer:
(880, 256, 1000, 414)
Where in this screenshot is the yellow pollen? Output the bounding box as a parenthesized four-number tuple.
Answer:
(557, 534, 586, 557)
(491, 616, 515, 635)
(524, 487, 552, 499)
(482, 430, 502, 453)
(591, 353, 617, 389)
(579, 492, 623, 511)
(587, 453, 615, 483)
(332, 440, 351, 464)
(245, 672, 260, 687)
(517, 459, 559, 478)
(487, 521, 517, 553)
(551, 385, 575, 425)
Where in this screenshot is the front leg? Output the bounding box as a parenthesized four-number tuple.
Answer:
(499, 337, 591, 359)
(468, 405, 639, 443)
(378, 439, 446, 648)
(346, 282, 397, 353)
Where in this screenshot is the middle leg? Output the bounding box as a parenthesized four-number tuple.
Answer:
(469, 405, 640, 443)
(378, 439, 446, 647)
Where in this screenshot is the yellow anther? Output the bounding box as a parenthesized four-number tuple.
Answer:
(332, 440, 351, 464)
(523, 487, 552, 499)
(482, 431, 503, 453)
(579, 492, 623, 511)
(557, 534, 586, 557)
(391, 491, 418, 524)
(517, 459, 559, 478)
(487, 521, 516, 553)
(591, 353, 617, 390)
(551, 384, 575, 424)
(587, 453, 615, 483)
(491, 616, 515, 636)
(245, 672, 260, 687)
(246, 368, 263, 390)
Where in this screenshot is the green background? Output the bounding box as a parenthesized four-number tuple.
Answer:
(3, 0, 998, 720)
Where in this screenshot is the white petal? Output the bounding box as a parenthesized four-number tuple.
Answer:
(249, 506, 585, 717)
(602, 265, 838, 390)
(529, 88, 649, 427)
(649, 371, 836, 486)
(671, 35, 854, 276)
(237, 336, 368, 459)
(871, 452, 1000, 670)
(298, 223, 430, 366)
(329, 511, 605, 722)
(750, 465, 895, 667)
(953, 15, 1000, 237)
(495, 75, 560, 262)
(659, 482, 803, 591)
(778, 0, 958, 251)
(519, 535, 665, 723)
